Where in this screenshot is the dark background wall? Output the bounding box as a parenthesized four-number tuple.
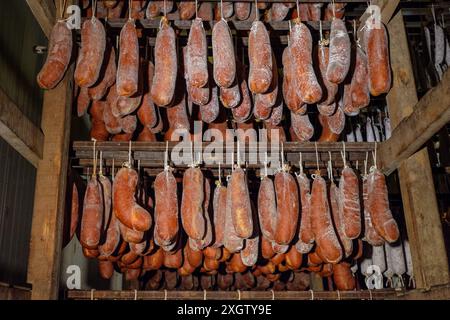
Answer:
(0, 0, 46, 285)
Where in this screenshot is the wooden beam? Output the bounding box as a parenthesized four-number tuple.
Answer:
(65, 285, 450, 300)
(0, 89, 44, 167)
(0, 283, 31, 300)
(25, 0, 56, 38)
(358, 0, 400, 38)
(27, 66, 73, 300)
(66, 289, 397, 300)
(393, 284, 450, 300)
(385, 11, 449, 289)
(377, 0, 401, 24)
(379, 70, 450, 175)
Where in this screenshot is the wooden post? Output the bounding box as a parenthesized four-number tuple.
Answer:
(378, 69, 450, 175)
(27, 67, 73, 299)
(25, 0, 56, 38)
(386, 11, 449, 289)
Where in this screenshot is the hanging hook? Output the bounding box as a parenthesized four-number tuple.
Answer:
(331, 0, 336, 19)
(195, 0, 198, 19)
(299, 152, 304, 175)
(372, 141, 378, 169)
(385, 105, 390, 121)
(231, 143, 235, 172)
(353, 20, 361, 48)
(164, 141, 169, 174)
(364, 152, 369, 177)
(220, 0, 224, 21)
(197, 150, 202, 167)
(112, 158, 115, 182)
(261, 152, 267, 179)
(99, 150, 103, 176)
(190, 141, 194, 168)
(127, 140, 132, 168)
(295, 0, 300, 22)
(314, 142, 320, 173)
(319, 20, 323, 43)
(237, 140, 241, 168)
(218, 162, 222, 186)
(280, 142, 285, 171)
(340, 141, 347, 168)
(328, 151, 333, 181)
(318, 20, 329, 47)
(128, 0, 132, 20)
(255, 0, 259, 21)
(264, 152, 268, 178)
(92, 138, 97, 178)
(285, 18, 293, 46)
(431, 4, 437, 26)
(92, 0, 98, 19)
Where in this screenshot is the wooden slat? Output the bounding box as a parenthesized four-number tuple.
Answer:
(71, 141, 376, 174)
(392, 284, 450, 300)
(0, 88, 44, 167)
(384, 11, 449, 290)
(25, 0, 56, 39)
(72, 141, 375, 153)
(0, 283, 31, 300)
(106, 18, 334, 31)
(379, 70, 450, 175)
(66, 289, 396, 300)
(27, 65, 74, 300)
(65, 284, 450, 300)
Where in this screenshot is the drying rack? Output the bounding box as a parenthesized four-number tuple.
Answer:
(72, 141, 377, 177)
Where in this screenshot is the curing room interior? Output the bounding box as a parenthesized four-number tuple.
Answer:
(0, 0, 449, 302)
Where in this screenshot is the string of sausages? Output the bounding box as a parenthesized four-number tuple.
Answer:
(37, 2, 392, 145)
(40, 1, 400, 290)
(68, 142, 400, 291)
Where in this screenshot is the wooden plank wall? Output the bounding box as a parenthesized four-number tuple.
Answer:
(386, 11, 450, 289)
